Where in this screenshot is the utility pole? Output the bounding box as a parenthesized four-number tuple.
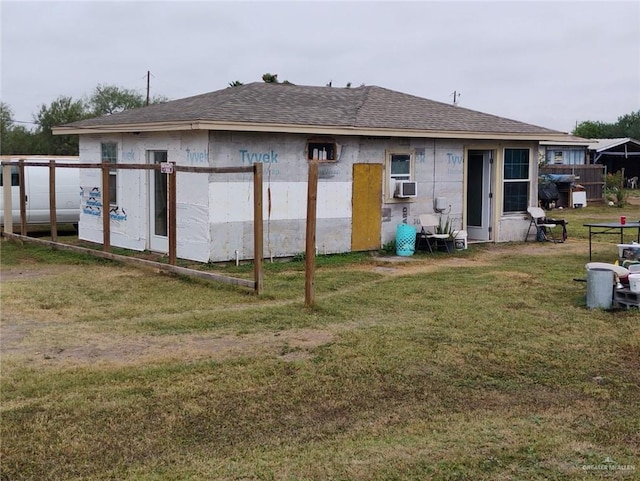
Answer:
(451, 90, 461, 106)
(146, 71, 150, 106)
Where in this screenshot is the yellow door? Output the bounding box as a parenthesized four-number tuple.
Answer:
(352, 163, 382, 251)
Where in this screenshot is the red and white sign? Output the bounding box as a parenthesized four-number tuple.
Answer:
(160, 162, 174, 174)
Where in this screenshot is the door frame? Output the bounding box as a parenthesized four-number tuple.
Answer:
(147, 150, 169, 253)
(465, 149, 494, 241)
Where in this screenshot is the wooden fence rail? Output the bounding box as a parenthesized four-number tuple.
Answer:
(1, 159, 264, 294)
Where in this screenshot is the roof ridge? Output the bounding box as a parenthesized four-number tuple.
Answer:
(58, 82, 566, 138)
(353, 85, 374, 126)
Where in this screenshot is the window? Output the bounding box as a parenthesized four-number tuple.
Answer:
(546, 147, 586, 165)
(150, 151, 168, 237)
(101, 142, 117, 205)
(503, 148, 529, 213)
(0, 166, 19, 187)
(385, 151, 414, 200)
(553, 151, 563, 164)
(390, 154, 411, 182)
(307, 137, 337, 161)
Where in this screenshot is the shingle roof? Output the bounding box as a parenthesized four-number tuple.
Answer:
(61, 82, 562, 136)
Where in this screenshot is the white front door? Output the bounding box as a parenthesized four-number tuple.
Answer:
(148, 151, 168, 253)
(466, 150, 493, 241)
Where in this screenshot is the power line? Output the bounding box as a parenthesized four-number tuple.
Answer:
(10, 119, 39, 125)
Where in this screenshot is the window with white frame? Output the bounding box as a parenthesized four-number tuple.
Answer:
(101, 142, 117, 206)
(503, 148, 529, 213)
(386, 151, 413, 199)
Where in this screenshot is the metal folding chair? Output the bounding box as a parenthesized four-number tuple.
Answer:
(417, 214, 452, 253)
(525, 206, 566, 243)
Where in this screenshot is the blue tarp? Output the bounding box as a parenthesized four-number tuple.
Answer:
(540, 173, 576, 184)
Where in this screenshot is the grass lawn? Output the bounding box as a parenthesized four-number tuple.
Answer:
(1, 199, 639, 480)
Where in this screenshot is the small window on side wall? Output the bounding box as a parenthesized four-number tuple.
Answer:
(101, 142, 118, 206)
(307, 137, 337, 162)
(386, 151, 416, 200)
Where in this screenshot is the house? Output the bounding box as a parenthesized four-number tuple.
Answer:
(587, 138, 640, 183)
(538, 138, 603, 207)
(53, 82, 577, 263)
(539, 138, 590, 165)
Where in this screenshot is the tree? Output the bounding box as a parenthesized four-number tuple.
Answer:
(86, 84, 168, 117)
(1, 102, 42, 155)
(0, 102, 14, 149)
(34, 96, 87, 155)
(615, 110, 640, 140)
(228, 80, 244, 87)
(1, 124, 38, 155)
(573, 120, 608, 139)
(87, 84, 143, 116)
(261, 73, 279, 83)
(573, 110, 640, 139)
(1, 83, 170, 155)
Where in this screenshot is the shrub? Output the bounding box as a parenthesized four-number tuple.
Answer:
(606, 171, 624, 190)
(381, 240, 396, 254)
(605, 171, 628, 207)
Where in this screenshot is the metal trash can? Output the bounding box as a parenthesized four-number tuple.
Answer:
(395, 224, 417, 256)
(586, 268, 613, 309)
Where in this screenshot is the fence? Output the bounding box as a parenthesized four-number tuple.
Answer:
(540, 164, 605, 204)
(1, 159, 264, 294)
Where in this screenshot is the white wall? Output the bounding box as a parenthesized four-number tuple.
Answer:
(78, 131, 211, 261)
(371, 138, 465, 246)
(78, 130, 539, 262)
(209, 132, 355, 260)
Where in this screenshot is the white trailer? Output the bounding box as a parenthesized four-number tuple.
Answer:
(0, 156, 80, 227)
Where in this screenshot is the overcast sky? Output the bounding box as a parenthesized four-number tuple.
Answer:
(1, 0, 639, 134)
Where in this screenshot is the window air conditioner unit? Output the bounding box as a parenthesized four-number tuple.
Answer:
(394, 180, 418, 198)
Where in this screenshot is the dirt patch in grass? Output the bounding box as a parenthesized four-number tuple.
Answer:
(2, 326, 337, 368)
(627, 194, 640, 205)
(0, 239, 608, 370)
(0, 265, 63, 281)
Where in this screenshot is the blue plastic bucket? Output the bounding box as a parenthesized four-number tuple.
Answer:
(396, 224, 417, 256)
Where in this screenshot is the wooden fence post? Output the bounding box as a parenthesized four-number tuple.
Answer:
(101, 162, 110, 252)
(253, 163, 264, 294)
(305, 161, 318, 307)
(168, 164, 177, 265)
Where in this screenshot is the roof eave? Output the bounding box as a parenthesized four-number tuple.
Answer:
(539, 139, 591, 147)
(592, 138, 640, 152)
(53, 120, 568, 142)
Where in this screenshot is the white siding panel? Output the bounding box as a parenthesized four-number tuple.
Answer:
(177, 203, 210, 262)
(209, 182, 352, 223)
